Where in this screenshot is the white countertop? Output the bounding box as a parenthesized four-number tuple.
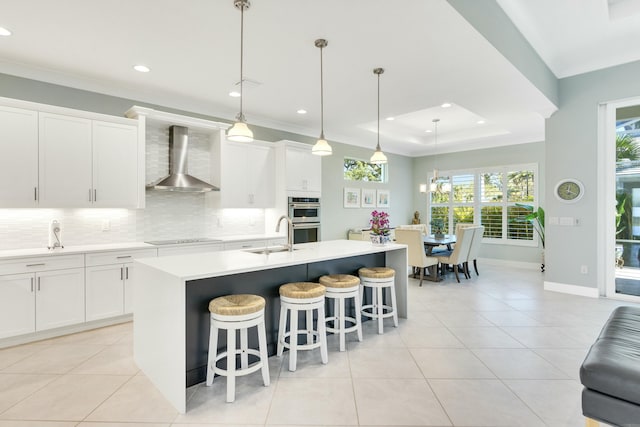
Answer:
(135, 239, 406, 281)
(0, 234, 286, 260)
(0, 242, 156, 260)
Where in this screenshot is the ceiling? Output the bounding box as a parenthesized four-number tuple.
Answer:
(0, 1, 636, 157)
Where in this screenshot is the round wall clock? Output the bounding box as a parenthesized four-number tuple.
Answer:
(554, 178, 584, 203)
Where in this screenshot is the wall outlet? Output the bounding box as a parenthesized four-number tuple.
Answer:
(580, 265, 588, 274)
(101, 220, 110, 231)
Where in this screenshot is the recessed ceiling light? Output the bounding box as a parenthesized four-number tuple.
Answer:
(441, 102, 452, 108)
(297, 109, 307, 114)
(385, 117, 395, 121)
(0, 27, 11, 36)
(133, 65, 150, 73)
(425, 129, 432, 133)
(477, 120, 486, 124)
(229, 91, 241, 97)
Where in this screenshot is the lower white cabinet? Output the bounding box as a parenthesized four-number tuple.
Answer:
(0, 268, 85, 339)
(36, 268, 85, 331)
(85, 249, 157, 320)
(157, 243, 223, 257)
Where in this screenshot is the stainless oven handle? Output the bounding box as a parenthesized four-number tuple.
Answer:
(289, 203, 320, 209)
(292, 223, 321, 230)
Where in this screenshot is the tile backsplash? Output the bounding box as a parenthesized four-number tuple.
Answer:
(0, 124, 267, 250)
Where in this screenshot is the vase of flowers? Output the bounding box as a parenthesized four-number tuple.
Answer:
(369, 210, 391, 245)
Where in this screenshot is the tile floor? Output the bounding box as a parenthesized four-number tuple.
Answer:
(0, 264, 633, 426)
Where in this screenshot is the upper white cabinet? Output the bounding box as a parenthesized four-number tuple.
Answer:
(220, 140, 275, 208)
(0, 97, 143, 209)
(38, 113, 93, 207)
(0, 106, 39, 207)
(92, 120, 138, 207)
(279, 141, 321, 196)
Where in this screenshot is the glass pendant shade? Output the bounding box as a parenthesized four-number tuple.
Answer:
(312, 137, 332, 156)
(370, 144, 388, 164)
(227, 120, 253, 142)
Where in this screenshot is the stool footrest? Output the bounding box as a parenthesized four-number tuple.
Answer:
(213, 348, 265, 377)
(361, 304, 395, 319)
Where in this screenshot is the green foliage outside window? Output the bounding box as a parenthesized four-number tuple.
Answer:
(344, 158, 385, 182)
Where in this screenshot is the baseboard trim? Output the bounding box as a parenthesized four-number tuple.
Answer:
(544, 281, 599, 298)
(0, 314, 132, 349)
(479, 257, 540, 270)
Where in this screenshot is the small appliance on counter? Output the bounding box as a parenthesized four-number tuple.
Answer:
(47, 219, 64, 250)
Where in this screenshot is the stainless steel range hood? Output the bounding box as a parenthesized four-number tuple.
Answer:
(147, 125, 219, 192)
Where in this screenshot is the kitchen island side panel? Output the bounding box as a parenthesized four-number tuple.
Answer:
(184, 253, 385, 386)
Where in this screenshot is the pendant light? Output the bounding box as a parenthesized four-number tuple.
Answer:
(430, 118, 451, 192)
(312, 39, 332, 156)
(370, 68, 388, 165)
(227, 0, 254, 142)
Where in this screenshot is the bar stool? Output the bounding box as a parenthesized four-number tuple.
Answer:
(206, 294, 270, 403)
(359, 267, 398, 334)
(277, 282, 328, 371)
(319, 274, 363, 351)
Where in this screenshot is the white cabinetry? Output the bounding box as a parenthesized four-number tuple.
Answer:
(220, 140, 275, 208)
(0, 106, 39, 207)
(0, 97, 143, 209)
(0, 255, 84, 339)
(38, 112, 139, 208)
(85, 249, 157, 320)
(283, 142, 321, 196)
(223, 238, 286, 251)
(92, 120, 139, 207)
(38, 113, 93, 207)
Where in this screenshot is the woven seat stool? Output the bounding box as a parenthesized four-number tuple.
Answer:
(205, 294, 270, 403)
(359, 267, 398, 334)
(319, 274, 363, 351)
(277, 282, 328, 371)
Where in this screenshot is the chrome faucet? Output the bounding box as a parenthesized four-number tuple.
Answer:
(276, 215, 294, 251)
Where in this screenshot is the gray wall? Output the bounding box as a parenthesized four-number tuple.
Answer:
(321, 142, 414, 240)
(546, 60, 640, 289)
(412, 142, 545, 263)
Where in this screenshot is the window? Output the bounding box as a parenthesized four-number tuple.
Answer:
(344, 158, 387, 182)
(429, 164, 538, 246)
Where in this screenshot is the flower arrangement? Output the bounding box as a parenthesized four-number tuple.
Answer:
(430, 218, 445, 236)
(370, 210, 390, 236)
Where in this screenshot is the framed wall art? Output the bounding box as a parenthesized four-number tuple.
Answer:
(376, 189, 390, 208)
(344, 187, 360, 208)
(361, 188, 376, 208)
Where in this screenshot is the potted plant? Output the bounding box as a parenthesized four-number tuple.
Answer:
(513, 203, 545, 271)
(369, 210, 391, 245)
(430, 218, 445, 238)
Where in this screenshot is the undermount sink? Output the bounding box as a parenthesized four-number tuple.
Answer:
(244, 246, 298, 255)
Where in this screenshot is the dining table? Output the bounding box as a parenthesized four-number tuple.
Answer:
(422, 234, 456, 281)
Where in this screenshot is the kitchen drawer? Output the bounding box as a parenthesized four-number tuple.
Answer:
(157, 243, 223, 257)
(0, 254, 84, 276)
(85, 249, 157, 267)
(223, 240, 269, 251)
(268, 238, 286, 246)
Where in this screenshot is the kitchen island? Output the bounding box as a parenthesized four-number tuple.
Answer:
(133, 239, 407, 413)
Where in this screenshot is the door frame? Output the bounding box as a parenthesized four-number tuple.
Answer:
(598, 96, 640, 302)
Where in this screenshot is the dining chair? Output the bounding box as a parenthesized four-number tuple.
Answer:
(394, 229, 438, 286)
(434, 226, 474, 283)
(465, 225, 485, 277)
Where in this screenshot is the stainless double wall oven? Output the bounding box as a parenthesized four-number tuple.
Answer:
(288, 197, 321, 244)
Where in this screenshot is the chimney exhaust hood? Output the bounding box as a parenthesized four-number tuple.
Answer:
(147, 125, 219, 192)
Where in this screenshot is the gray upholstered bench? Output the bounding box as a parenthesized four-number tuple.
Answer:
(580, 306, 640, 427)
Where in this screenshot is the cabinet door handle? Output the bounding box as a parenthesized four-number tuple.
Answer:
(34, 187, 38, 201)
(120, 267, 124, 281)
(125, 267, 129, 280)
(26, 263, 45, 267)
(30, 277, 34, 292)
(94, 189, 97, 202)
(37, 277, 41, 291)
(116, 255, 132, 259)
